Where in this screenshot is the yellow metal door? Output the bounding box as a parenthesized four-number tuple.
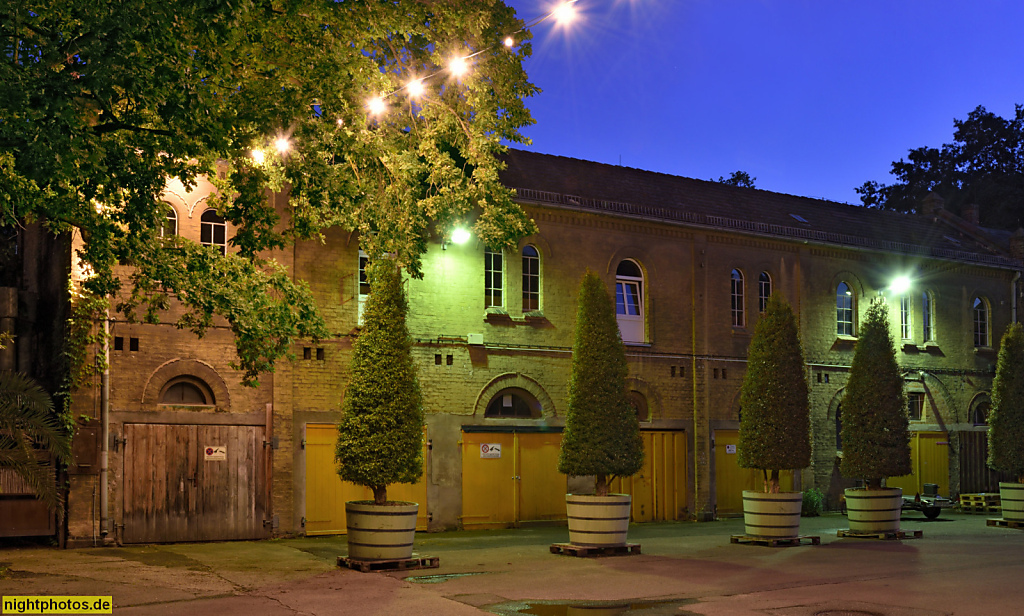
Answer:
(887, 432, 949, 496)
(612, 431, 688, 522)
(461, 432, 516, 529)
(715, 430, 793, 516)
(304, 424, 427, 536)
(517, 432, 566, 522)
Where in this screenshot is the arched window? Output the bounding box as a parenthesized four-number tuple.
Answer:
(484, 388, 541, 418)
(626, 391, 649, 422)
(522, 245, 540, 312)
(159, 376, 215, 406)
(200, 209, 226, 255)
(922, 290, 935, 342)
(615, 260, 644, 343)
(484, 247, 503, 308)
(972, 398, 991, 426)
(836, 282, 854, 336)
(758, 271, 772, 314)
(973, 296, 990, 347)
(160, 205, 177, 238)
(900, 294, 913, 340)
(730, 269, 744, 327)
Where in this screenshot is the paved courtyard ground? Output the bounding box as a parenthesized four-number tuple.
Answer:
(1, 512, 1018, 615)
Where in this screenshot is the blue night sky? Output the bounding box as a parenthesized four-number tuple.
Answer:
(504, 0, 1024, 205)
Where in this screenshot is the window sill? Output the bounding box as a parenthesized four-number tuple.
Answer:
(623, 341, 652, 348)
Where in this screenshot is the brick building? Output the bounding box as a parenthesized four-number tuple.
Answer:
(64, 150, 1023, 545)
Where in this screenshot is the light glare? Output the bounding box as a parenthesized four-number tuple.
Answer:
(251, 148, 265, 164)
(407, 79, 425, 98)
(504, 36, 515, 47)
(890, 276, 911, 295)
(275, 138, 290, 154)
(449, 57, 469, 77)
(451, 228, 471, 244)
(553, 1, 577, 25)
(367, 96, 387, 115)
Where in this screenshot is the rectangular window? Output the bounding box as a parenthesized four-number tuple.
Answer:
(907, 391, 925, 421)
(615, 282, 641, 316)
(357, 250, 369, 325)
(922, 292, 934, 342)
(900, 295, 912, 340)
(837, 295, 854, 336)
(522, 248, 539, 312)
(485, 248, 503, 308)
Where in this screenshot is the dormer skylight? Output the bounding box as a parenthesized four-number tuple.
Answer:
(790, 213, 810, 224)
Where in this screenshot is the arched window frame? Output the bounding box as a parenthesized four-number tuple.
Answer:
(200, 209, 227, 255)
(836, 282, 855, 337)
(158, 376, 216, 407)
(730, 269, 745, 327)
(973, 296, 990, 347)
(521, 245, 540, 313)
(160, 204, 177, 238)
(757, 271, 772, 314)
(484, 388, 542, 418)
(615, 259, 644, 343)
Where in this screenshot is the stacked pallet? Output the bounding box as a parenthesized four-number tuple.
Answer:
(959, 493, 1001, 514)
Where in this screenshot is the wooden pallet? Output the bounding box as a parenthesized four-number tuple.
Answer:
(837, 529, 923, 540)
(960, 493, 1001, 506)
(986, 518, 1024, 529)
(337, 555, 439, 573)
(730, 534, 820, 547)
(959, 505, 1001, 514)
(549, 542, 641, 557)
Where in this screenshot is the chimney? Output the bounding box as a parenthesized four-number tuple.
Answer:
(920, 192, 944, 216)
(1011, 228, 1024, 261)
(963, 203, 980, 226)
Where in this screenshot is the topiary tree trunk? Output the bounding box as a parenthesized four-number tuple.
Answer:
(988, 323, 1024, 483)
(839, 298, 911, 490)
(737, 294, 811, 493)
(335, 259, 423, 505)
(558, 270, 643, 496)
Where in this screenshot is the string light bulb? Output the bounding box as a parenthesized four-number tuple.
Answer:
(367, 96, 387, 115)
(275, 138, 290, 154)
(407, 78, 425, 98)
(504, 36, 515, 47)
(553, 1, 577, 26)
(251, 148, 265, 164)
(449, 56, 469, 77)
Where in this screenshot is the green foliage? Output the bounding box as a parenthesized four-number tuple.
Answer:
(801, 487, 825, 517)
(737, 295, 810, 491)
(558, 271, 643, 496)
(857, 105, 1024, 230)
(716, 171, 756, 188)
(988, 323, 1024, 481)
(335, 260, 423, 505)
(0, 371, 72, 511)
(839, 299, 911, 488)
(1, 0, 537, 383)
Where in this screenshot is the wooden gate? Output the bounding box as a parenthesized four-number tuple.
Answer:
(303, 423, 427, 535)
(612, 431, 688, 522)
(461, 430, 565, 529)
(123, 423, 269, 543)
(714, 429, 794, 516)
(887, 431, 950, 496)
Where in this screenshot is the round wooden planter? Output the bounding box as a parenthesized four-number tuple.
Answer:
(742, 491, 803, 539)
(845, 487, 902, 533)
(565, 494, 631, 547)
(345, 501, 418, 561)
(999, 482, 1024, 522)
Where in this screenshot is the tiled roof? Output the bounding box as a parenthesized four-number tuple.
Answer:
(500, 149, 1019, 270)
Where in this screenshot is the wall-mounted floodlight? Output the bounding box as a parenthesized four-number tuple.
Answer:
(889, 276, 911, 295)
(450, 228, 471, 244)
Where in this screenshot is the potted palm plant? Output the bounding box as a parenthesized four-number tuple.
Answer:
(737, 294, 811, 540)
(988, 323, 1024, 523)
(839, 298, 911, 534)
(558, 271, 644, 547)
(335, 259, 424, 561)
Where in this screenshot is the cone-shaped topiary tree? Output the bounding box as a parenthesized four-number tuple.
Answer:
(988, 323, 1024, 482)
(558, 270, 644, 496)
(839, 298, 911, 489)
(738, 294, 811, 493)
(335, 259, 423, 505)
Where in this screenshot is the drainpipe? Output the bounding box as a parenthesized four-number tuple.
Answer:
(100, 313, 110, 542)
(1013, 271, 1021, 324)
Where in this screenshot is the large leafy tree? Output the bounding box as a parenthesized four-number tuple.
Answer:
(335, 260, 422, 506)
(856, 105, 1024, 230)
(558, 271, 643, 496)
(0, 371, 72, 510)
(1, 0, 538, 385)
(839, 299, 911, 489)
(738, 294, 810, 493)
(988, 323, 1024, 483)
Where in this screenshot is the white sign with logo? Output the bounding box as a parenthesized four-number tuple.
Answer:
(725, 444, 737, 454)
(480, 443, 502, 459)
(204, 446, 227, 461)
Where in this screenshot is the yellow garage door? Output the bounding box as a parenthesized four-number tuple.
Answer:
(461, 431, 565, 529)
(612, 431, 688, 522)
(886, 431, 950, 497)
(304, 423, 427, 536)
(714, 429, 794, 516)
